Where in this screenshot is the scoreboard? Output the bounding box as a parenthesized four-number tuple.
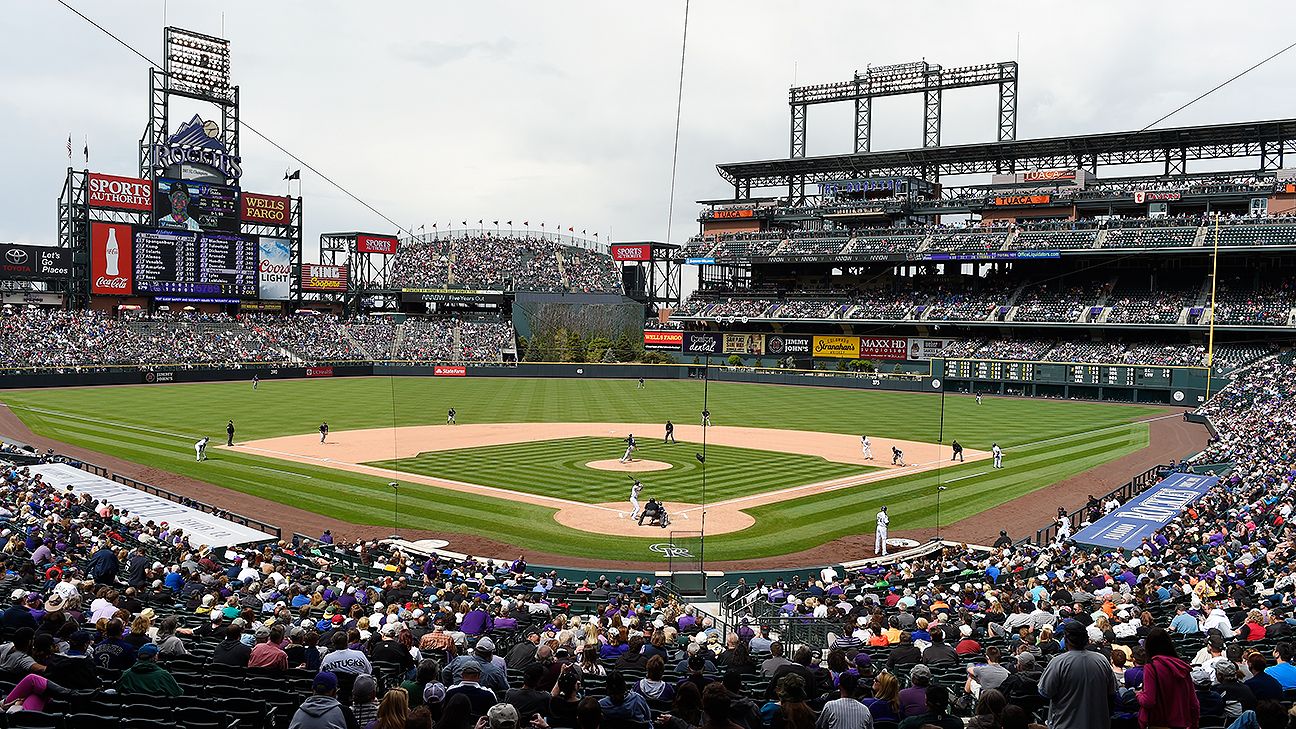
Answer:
(946, 359, 1176, 387)
(133, 227, 258, 297)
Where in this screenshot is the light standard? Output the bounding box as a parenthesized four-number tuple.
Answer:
(389, 481, 401, 540)
(936, 484, 948, 540)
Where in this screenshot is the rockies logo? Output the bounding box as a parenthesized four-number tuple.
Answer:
(649, 543, 694, 559)
(768, 337, 785, 354)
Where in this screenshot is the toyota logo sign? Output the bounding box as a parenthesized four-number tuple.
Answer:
(4, 248, 28, 265)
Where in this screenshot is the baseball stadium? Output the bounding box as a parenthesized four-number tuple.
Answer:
(0, 8, 1294, 729)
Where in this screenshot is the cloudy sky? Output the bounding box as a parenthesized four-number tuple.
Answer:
(1, 1, 1293, 259)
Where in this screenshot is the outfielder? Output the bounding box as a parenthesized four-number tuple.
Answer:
(619, 433, 637, 463)
(628, 479, 644, 519)
(991, 443, 1003, 469)
(195, 436, 209, 462)
(975, 392, 983, 406)
(252, 374, 259, 390)
(637, 377, 645, 390)
(951, 440, 964, 462)
(664, 420, 676, 444)
(875, 506, 890, 555)
(861, 435, 873, 460)
(701, 409, 712, 427)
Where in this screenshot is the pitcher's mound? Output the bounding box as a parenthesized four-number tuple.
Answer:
(586, 459, 673, 472)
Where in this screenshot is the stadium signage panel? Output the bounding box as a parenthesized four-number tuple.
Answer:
(1023, 169, 1076, 182)
(610, 245, 651, 262)
(257, 238, 292, 301)
(858, 337, 908, 360)
(1073, 472, 1218, 551)
(133, 228, 258, 298)
(683, 332, 722, 354)
(812, 335, 860, 359)
(152, 114, 243, 180)
(643, 330, 684, 350)
(766, 334, 812, 356)
(400, 289, 504, 305)
(723, 333, 765, 355)
(993, 194, 1052, 206)
(434, 365, 467, 377)
(89, 222, 134, 295)
(0, 244, 71, 280)
(240, 193, 291, 226)
(1133, 191, 1182, 203)
(305, 366, 334, 378)
(685, 257, 715, 265)
(87, 173, 153, 211)
(711, 209, 754, 219)
(301, 264, 349, 292)
(356, 234, 400, 254)
(819, 178, 907, 196)
(908, 337, 956, 361)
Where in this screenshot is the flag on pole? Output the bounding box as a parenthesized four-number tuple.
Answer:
(568, 227, 574, 232)
(506, 221, 513, 226)
(493, 220, 498, 226)
(524, 221, 529, 227)
(83, 137, 88, 164)
(284, 169, 301, 180)
(66, 134, 72, 160)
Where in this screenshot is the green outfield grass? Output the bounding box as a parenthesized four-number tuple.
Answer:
(366, 436, 875, 504)
(0, 377, 1166, 562)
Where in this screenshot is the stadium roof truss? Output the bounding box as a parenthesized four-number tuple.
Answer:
(721, 118, 1296, 201)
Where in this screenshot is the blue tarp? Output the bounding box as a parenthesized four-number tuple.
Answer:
(1073, 472, 1219, 551)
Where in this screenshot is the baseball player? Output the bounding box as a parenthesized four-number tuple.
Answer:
(195, 436, 209, 462)
(875, 506, 890, 555)
(447, 407, 457, 425)
(975, 392, 982, 406)
(637, 377, 645, 390)
(319, 422, 329, 443)
(252, 374, 259, 390)
(951, 440, 964, 463)
(1055, 514, 1072, 543)
(701, 409, 712, 427)
(861, 435, 873, 460)
(991, 443, 1003, 469)
(226, 420, 235, 447)
(628, 479, 644, 520)
(891, 446, 905, 466)
(619, 433, 637, 463)
(664, 420, 676, 444)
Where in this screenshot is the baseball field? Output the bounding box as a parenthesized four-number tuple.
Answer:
(0, 376, 1168, 563)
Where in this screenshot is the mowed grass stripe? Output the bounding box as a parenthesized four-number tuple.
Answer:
(368, 436, 872, 504)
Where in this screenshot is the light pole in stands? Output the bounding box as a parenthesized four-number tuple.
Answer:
(935, 381, 947, 540)
(699, 357, 710, 570)
(389, 481, 401, 540)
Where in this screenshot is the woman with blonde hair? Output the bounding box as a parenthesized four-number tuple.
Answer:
(862, 672, 901, 723)
(370, 687, 410, 729)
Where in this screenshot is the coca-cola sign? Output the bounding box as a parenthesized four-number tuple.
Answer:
(90, 222, 133, 295)
(87, 173, 153, 211)
(356, 234, 399, 254)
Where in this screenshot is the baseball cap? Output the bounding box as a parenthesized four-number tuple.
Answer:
(460, 660, 482, 676)
(488, 703, 519, 729)
(138, 644, 160, 658)
(1215, 661, 1239, 681)
(909, 664, 931, 680)
(424, 682, 447, 704)
(476, 637, 496, 652)
(313, 672, 339, 693)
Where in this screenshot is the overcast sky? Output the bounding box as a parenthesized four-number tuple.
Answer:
(2, 1, 1294, 260)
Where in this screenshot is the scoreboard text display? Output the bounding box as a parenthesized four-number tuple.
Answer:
(946, 359, 1176, 387)
(132, 227, 258, 297)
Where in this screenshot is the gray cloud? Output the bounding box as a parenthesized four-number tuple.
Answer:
(397, 38, 516, 69)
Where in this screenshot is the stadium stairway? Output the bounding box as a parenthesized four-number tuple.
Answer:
(341, 327, 377, 360)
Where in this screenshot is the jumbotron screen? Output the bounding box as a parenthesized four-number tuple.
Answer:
(153, 177, 239, 233)
(132, 227, 258, 297)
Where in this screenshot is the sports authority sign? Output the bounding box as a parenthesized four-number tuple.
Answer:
(643, 330, 684, 350)
(240, 192, 291, 226)
(610, 244, 651, 262)
(356, 234, 399, 254)
(89, 222, 133, 295)
(87, 173, 153, 211)
(301, 264, 348, 292)
(858, 336, 909, 360)
(434, 365, 467, 377)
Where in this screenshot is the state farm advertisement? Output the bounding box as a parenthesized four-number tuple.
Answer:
(301, 263, 348, 292)
(89, 222, 133, 295)
(858, 336, 909, 360)
(356, 234, 399, 254)
(434, 365, 467, 377)
(240, 192, 291, 226)
(87, 173, 153, 211)
(610, 244, 650, 262)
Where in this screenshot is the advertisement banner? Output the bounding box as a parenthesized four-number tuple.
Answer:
(87, 173, 153, 211)
(711, 209, 754, 219)
(858, 336, 909, 360)
(1023, 169, 1077, 183)
(812, 335, 860, 359)
(993, 194, 1052, 206)
(89, 222, 133, 295)
(400, 289, 504, 305)
(257, 238, 292, 301)
(1133, 191, 1182, 203)
(305, 366, 335, 378)
(765, 334, 812, 356)
(907, 337, 956, 361)
(643, 330, 684, 351)
(0, 244, 71, 281)
(610, 244, 651, 262)
(682, 332, 722, 355)
(1074, 473, 1218, 551)
(434, 365, 467, 377)
(301, 264, 349, 292)
(240, 192, 291, 226)
(722, 332, 765, 355)
(685, 257, 716, 265)
(357, 234, 400, 254)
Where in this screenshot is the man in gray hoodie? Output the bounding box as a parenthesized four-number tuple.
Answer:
(289, 671, 359, 729)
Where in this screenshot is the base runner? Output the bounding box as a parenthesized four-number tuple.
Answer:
(861, 435, 873, 460)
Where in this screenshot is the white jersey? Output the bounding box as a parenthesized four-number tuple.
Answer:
(631, 483, 643, 500)
(991, 445, 1002, 457)
(876, 511, 889, 529)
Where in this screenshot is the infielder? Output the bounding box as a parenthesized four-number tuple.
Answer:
(861, 435, 873, 460)
(891, 446, 905, 466)
(319, 422, 329, 443)
(619, 433, 637, 463)
(628, 479, 644, 520)
(701, 409, 712, 427)
(664, 420, 676, 444)
(195, 436, 209, 462)
(875, 506, 890, 555)
(951, 440, 964, 463)
(991, 443, 1003, 469)
(226, 420, 235, 447)
(447, 407, 457, 425)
